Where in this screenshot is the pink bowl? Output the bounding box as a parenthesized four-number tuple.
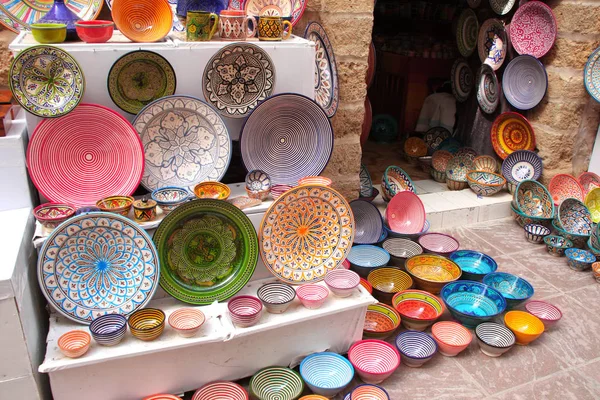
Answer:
(525, 300, 562, 330)
(418, 233, 460, 255)
(324, 269, 360, 297)
(75, 20, 115, 43)
(270, 184, 293, 200)
(296, 284, 329, 309)
(348, 339, 401, 384)
(168, 308, 206, 338)
(339, 258, 351, 270)
(431, 321, 472, 357)
(298, 176, 332, 186)
(192, 381, 249, 400)
(228, 296, 263, 327)
(548, 174, 584, 206)
(385, 191, 426, 234)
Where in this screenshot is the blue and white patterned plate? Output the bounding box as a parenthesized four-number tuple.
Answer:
(38, 212, 160, 325)
(478, 18, 507, 71)
(501, 150, 543, 184)
(585, 46, 600, 103)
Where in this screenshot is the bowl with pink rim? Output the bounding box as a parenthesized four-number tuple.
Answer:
(524, 300, 562, 330)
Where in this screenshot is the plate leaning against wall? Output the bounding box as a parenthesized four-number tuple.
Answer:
(0, 0, 102, 32)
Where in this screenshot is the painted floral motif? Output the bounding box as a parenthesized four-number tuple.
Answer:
(305, 22, 339, 117)
(510, 1, 556, 59)
(244, 0, 292, 17)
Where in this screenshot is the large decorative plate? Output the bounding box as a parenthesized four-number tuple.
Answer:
(203, 43, 274, 119)
(502, 55, 547, 110)
(305, 21, 339, 118)
(583, 46, 600, 103)
(490, 112, 536, 160)
(510, 1, 556, 59)
(476, 64, 499, 114)
(424, 127, 451, 154)
(259, 185, 354, 284)
(133, 95, 232, 191)
(153, 199, 258, 304)
(360, 163, 374, 198)
(38, 212, 159, 324)
(0, 0, 103, 32)
(10, 45, 84, 118)
(240, 93, 333, 186)
(451, 58, 473, 102)
(456, 9, 479, 58)
(243, 0, 293, 19)
(108, 51, 177, 115)
(0, 6, 25, 33)
(489, 0, 515, 15)
(27, 104, 144, 207)
(478, 19, 507, 71)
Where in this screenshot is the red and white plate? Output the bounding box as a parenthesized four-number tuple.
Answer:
(509, 1, 556, 59)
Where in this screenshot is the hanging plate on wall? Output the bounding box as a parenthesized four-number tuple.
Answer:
(584, 46, 600, 103)
(510, 1, 557, 59)
(456, 8, 479, 58)
(502, 55, 547, 110)
(476, 64, 499, 114)
(489, 0, 515, 15)
(478, 18, 507, 71)
(490, 112, 536, 160)
(243, 0, 293, 19)
(0, 0, 102, 32)
(451, 58, 473, 102)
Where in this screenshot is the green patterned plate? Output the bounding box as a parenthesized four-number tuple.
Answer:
(153, 199, 258, 304)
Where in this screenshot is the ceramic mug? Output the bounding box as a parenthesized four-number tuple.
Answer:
(186, 11, 219, 41)
(257, 16, 292, 41)
(219, 10, 256, 41)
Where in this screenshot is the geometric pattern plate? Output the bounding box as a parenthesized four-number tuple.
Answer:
(509, 1, 556, 59)
(305, 21, 339, 118)
(259, 185, 355, 284)
(490, 112, 536, 160)
(37, 212, 159, 325)
(478, 18, 507, 71)
(489, 0, 515, 15)
(0, 0, 103, 32)
(456, 8, 479, 58)
(424, 126, 451, 154)
(451, 58, 473, 103)
(584, 46, 600, 103)
(476, 64, 499, 114)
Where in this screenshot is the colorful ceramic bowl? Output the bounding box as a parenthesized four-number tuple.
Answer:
(524, 223, 551, 243)
(128, 308, 165, 341)
(325, 269, 360, 298)
(565, 248, 595, 271)
(466, 171, 506, 196)
(391, 289, 444, 331)
(347, 245, 390, 277)
(151, 186, 191, 214)
(475, 322, 516, 357)
(193, 181, 231, 200)
(192, 381, 249, 400)
(543, 235, 573, 257)
(506, 181, 517, 195)
(351, 200, 384, 245)
(446, 178, 469, 191)
(246, 169, 271, 192)
(557, 197, 593, 235)
(228, 295, 263, 327)
(58, 330, 91, 358)
(440, 281, 507, 328)
(432, 150, 453, 172)
(418, 156, 433, 175)
(549, 174, 584, 205)
(270, 184, 293, 200)
(367, 267, 413, 304)
(385, 191, 426, 234)
(445, 153, 475, 183)
(511, 204, 554, 229)
(257, 282, 296, 314)
(405, 254, 462, 294)
(585, 187, 600, 223)
(381, 165, 416, 202)
(296, 284, 329, 309)
(504, 310, 545, 345)
(594, 262, 600, 283)
(515, 180, 555, 219)
(579, 171, 600, 195)
(525, 300, 562, 330)
(298, 176, 332, 187)
(363, 303, 401, 339)
(431, 169, 446, 183)
(501, 150, 543, 184)
(449, 250, 498, 281)
(586, 237, 600, 261)
(348, 339, 401, 384)
(249, 367, 304, 400)
(33, 203, 76, 229)
(418, 233, 460, 256)
(96, 195, 134, 216)
(382, 238, 423, 266)
(360, 278, 373, 294)
(349, 384, 390, 400)
(168, 308, 206, 338)
(431, 321, 472, 357)
(473, 155, 498, 173)
(552, 220, 589, 248)
(132, 198, 157, 222)
(385, 220, 431, 241)
(75, 20, 115, 43)
(31, 23, 67, 44)
(143, 395, 182, 400)
(112, 0, 173, 42)
(404, 136, 428, 158)
(483, 272, 534, 310)
(299, 396, 328, 400)
(299, 352, 354, 397)
(89, 314, 127, 346)
(394, 330, 437, 367)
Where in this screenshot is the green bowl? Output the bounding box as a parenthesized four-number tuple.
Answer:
(31, 23, 67, 44)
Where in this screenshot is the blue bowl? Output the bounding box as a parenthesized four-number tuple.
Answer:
(440, 281, 507, 328)
(565, 248, 595, 271)
(394, 331, 437, 368)
(552, 220, 589, 248)
(482, 272, 534, 310)
(89, 314, 127, 346)
(299, 352, 354, 397)
(347, 245, 390, 278)
(449, 250, 498, 281)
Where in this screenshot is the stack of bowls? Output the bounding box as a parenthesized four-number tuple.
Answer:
(405, 254, 462, 294)
(89, 314, 127, 346)
(475, 322, 516, 357)
(391, 290, 444, 331)
(367, 267, 413, 304)
(299, 352, 354, 397)
(449, 250, 497, 281)
(347, 340, 401, 384)
(228, 296, 263, 327)
(482, 272, 534, 310)
(257, 282, 296, 314)
(440, 281, 506, 328)
(363, 303, 401, 339)
(394, 331, 437, 367)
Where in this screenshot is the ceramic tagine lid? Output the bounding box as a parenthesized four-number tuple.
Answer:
(133, 197, 157, 210)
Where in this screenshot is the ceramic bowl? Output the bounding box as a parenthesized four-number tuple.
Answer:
(299, 352, 354, 397)
(348, 340, 401, 384)
(349, 384, 390, 400)
(33, 203, 76, 229)
(418, 233, 460, 256)
(440, 281, 507, 328)
(351, 200, 384, 245)
(132, 198, 157, 222)
(475, 322, 516, 357)
(431, 321, 472, 357)
(58, 330, 91, 358)
(228, 296, 262, 327)
(325, 269, 360, 297)
(525, 300, 562, 330)
(151, 186, 191, 214)
(143, 395, 182, 400)
(385, 220, 431, 241)
(89, 314, 127, 346)
(347, 245, 390, 278)
(446, 178, 468, 191)
(193, 181, 231, 200)
(367, 268, 413, 304)
(298, 176, 332, 186)
(394, 331, 437, 367)
(96, 195, 134, 216)
(168, 308, 205, 338)
(381, 165, 416, 202)
(245, 169, 271, 192)
(524, 223, 551, 243)
(510, 204, 554, 229)
(557, 197, 593, 235)
(504, 310, 545, 345)
(404, 136, 428, 158)
(507, 180, 517, 194)
(360, 187, 380, 202)
(249, 367, 304, 400)
(112, 0, 173, 42)
(515, 180, 555, 219)
(299, 396, 328, 400)
(363, 303, 401, 339)
(246, 188, 269, 201)
(592, 229, 600, 253)
(385, 191, 426, 234)
(565, 248, 595, 271)
(75, 20, 114, 43)
(391, 289, 444, 331)
(405, 254, 462, 294)
(501, 150, 543, 184)
(296, 284, 329, 309)
(432, 150, 453, 172)
(594, 262, 600, 283)
(418, 156, 433, 174)
(360, 278, 373, 294)
(473, 155, 498, 173)
(257, 282, 296, 314)
(382, 238, 423, 266)
(467, 171, 506, 196)
(270, 184, 293, 200)
(446, 154, 474, 183)
(128, 308, 165, 341)
(585, 187, 600, 223)
(192, 381, 249, 400)
(552, 220, 589, 248)
(449, 250, 498, 281)
(543, 235, 573, 257)
(549, 173, 584, 206)
(431, 169, 446, 183)
(31, 23, 67, 43)
(482, 272, 534, 310)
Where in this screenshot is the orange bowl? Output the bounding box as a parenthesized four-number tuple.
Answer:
(504, 310, 545, 345)
(58, 330, 91, 358)
(112, 0, 173, 43)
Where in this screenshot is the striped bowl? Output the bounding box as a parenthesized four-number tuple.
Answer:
(300, 352, 354, 397)
(418, 233, 460, 256)
(228, 296, 263, 328)
(270, 184, 294, 200)
(168, 308, 206, 338)
(112, 0, 172, 42)
(296, 284, 329, 310)
(257, 282, 296, 314)
(473, 155, 498, 173)
(58, 330, 91, 358)
(394, 330, 437, 367)
(192, 381, 249, 400)
(325, 269, 360, 297)
(128, 308, 165, 341)
(524, 300, 562, 330)
(89, 314, 127, 346)
(249, 367, 304, 400)
(367, 267, 413, 304)
(350, 384, 390, 400)
(299, 396, 328, 400)
(298, 176, 332, 186)
(143, 395, 181, 400)
(391, 290, 444, 331)
(363, 303, 401, 339)
(359, 278, 373, 294)
(351, 200, 384, 245)
(475, 322, 516, 357)
(431, 321, 472, 357)
(504, 310, 545, 345)
(347, 245, 390, 278)
(348, 339, 401, 384)
(385, 191, 426, 234)
(382, 238, 423, 265)
(405, 255, 462, 294)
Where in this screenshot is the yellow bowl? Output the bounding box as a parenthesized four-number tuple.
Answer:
(367, 267, 413, 304)
(405, 254, 462, 294)
(194, 181, 231, 200)
(31, 23, 67, 44)
(96, 195, 135, 216)
(504, 310, 544, 345)
(128, 308, 165, 341)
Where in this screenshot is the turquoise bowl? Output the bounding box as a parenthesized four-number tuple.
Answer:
(565, 248, 595, 271)
(515, 180, 555, 219)
(543, 235, 573, 257)
(440, 281, 507, 328)
(483, 272, 534, 310)
(449, 250, 498, 281)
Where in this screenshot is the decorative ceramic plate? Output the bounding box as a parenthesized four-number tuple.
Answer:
(27, 104, 144, 207)
(360, 164, 374, 198)
(579, 172, 600, 195)
(510, 1, 557, 59)
(489, 0, 515, 15)
(0, 0, 102, 31)
(451, 58, 473, 102)
(446, 154, 475, 182)
(432, 150, 453, 172)
(203, 43, 274, 119)
(502, 55, 547, 110)
(366, 42, 376, 88)
(490, 112, 536, 159)
(424, 127, 451, 154)
(305, 21, 339, 118)
(108, 50, 177, 115)
(456, 9, 479, 58)
(259, 185, 354, 284)
(583, 47, 600, 103)
(133, 95, 232, 191)
(38, 212, 159, 324)
(0, 6, 25, 33)
(240, 93, 333, 186)
(501, 150, 543, 183)
(10, 45, 84, 118)
(153, 199, 258, 304)
(243, 0, 293, 18)
(478, 19, 507, 71)
(548, 174, 584, 205)
(476, 64, 499, 114)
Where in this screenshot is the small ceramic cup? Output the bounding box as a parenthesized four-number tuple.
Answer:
(257, 16, 292, 41)
(219, 10, 256, 40)
(133, 197, 157, 222)
(186, 11, 219, 41)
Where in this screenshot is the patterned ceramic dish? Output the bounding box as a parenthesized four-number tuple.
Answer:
(418, 233, 460, 256)
(382, 238, 423, 266)
(298, 176, 332, 187)
(440, 281, 507, 328)
(249, 367, 304, 400)
(473, 155, 498, 173)
(385, 191, 425, 234)
(424, 127, 452, 154)
(483, 272, 534, 310)
(58, 330, 91, 358)
(367, 268, 414, 305)
(347, 245, 390, 277)
(351, 200, 384, 245)
(549, 174, 584, 206)
(192, 381, 249, 400)
(112, 0, 173, 42)
(543, 235, 573, 257)
(478, 18, 507, 71)
(391, 290, 444, 331)
(257, 282, 296, 314)
(525, 300, 562, 330)
(151, 187, 191, 214)
(446, 154, 475, 183)
(299, 352, 354, 397)
(510, 204, 554, 229)
(557, 197, 593, 236)
(193, 181, 231, 200)
(363, 303, 401, 339)
(565, 248, 595, 271)
(95, 196, 134, 216)
(349, 384, 390, 400)
(89, 314, 127, 346)
(449, 250, 497, 281)
(504, 310, 544, 345)
(228, 295, 263, 328)
(475, 322, 516, 357)
(246, 170, 271, 192)
(168, 308, 206, 338)
(418, 156, 433, 175)
(33, 203, 76, 229)
(405, 254, 462, 294)
(270, 184, 293, 200)
(490, 112, 536, 160)
(451, 58, 474, 102)
(324, 269, 360, 298)
(490, 0, 516, 15)
(359, 164, 374, 198)
(348, 339, 401, 384)
(585, 187, 600, 223)
(128, 308, 166, 341)
(579, 172, 600, 195)
(381, 166, 416, 202)
(394, 330, 437, 367)
(476, 64, 500, 114)
(360, 278, 373, 294)
(446, 178, 468, 191)
(524, 223, 551, 243)
(467, 171, 506, 196)
(404, 137, 428, 158)
(431, 321, 472, 357)
(385, 220, 431, 241)
(296, 284, 329, 309)
(509, 1, 556, 59)
(515, 180, 555, 218)
(552, 220, 589, 249)
(456, 8, 479, 58)
(502, 55, 548, 110)
(501, 150, 543, 184)
(432, 150, 454, 173)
